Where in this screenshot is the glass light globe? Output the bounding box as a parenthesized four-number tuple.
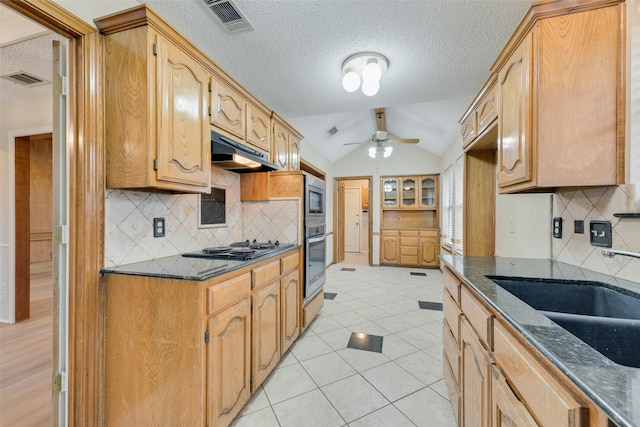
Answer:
(362, 79, 380, 96)
(342, 69, 361, 92)
(362, 59, 382, 82)
(383, 146, 393, 158)
(368, 147, 377, 158)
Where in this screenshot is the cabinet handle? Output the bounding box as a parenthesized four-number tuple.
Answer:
(259, 136, 266, 141)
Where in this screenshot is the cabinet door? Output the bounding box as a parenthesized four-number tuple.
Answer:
(381, 178, 399, 208)
(211, 78, 246, 140)
(400, 177, 417, 208)
(491, 366, 538, 427)
(252, 280, 281, 391)
(419, 235, 439, 267)
(289, 135, 301, 171)
(246, 102, 270, 153)
(380, 232, 399, 264)
(272, 120, 289, 170)
(280, 270, 300, 354)
(419, 176, 437, 208)
(208, 298, 251, 427)
(497, 32, 532, 188)
(155, 35, 210, 188)
(461, 317, 492, 427)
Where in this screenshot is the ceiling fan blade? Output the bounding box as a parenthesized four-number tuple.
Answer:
(343, 141, 365, 146)
(389, 138, 419, 144)
(375, 108, 387, 132)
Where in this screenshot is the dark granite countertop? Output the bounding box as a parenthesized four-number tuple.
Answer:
(440, 255, 640, 427)
(101, 244, 300, 281)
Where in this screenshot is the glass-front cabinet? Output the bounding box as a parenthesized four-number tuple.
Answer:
(419, 176, 437, 208)
(401, 177, 417, 208)
(382, 178, 399, 208)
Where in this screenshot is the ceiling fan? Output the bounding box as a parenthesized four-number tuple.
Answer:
(344, 108, 419, 158)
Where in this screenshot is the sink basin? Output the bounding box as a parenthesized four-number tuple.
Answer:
(487, 276, 640, 320)
(487, 276, 640, 368)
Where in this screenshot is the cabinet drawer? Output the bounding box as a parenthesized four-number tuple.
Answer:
(400, 256, 418, 265)
(443, 321, 460, 384)
(400, 245, 418, 256)
(443, 289, 460, 344)
(400, 230, 419, 237)
(493, 321, 587, 427)
(207, 273, 251, 316)
(442, 267, 461, 305)
(280, 252, 298, 276)
(460, 285, 492, 349)
(400, 237, 419, 246)
(252, 260, 280, 290)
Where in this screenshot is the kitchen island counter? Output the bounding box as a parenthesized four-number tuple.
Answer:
(100, 244, 300, 281)
(441, 255, 640, 427)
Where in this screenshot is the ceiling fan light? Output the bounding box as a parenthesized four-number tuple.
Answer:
(342, 69, 361, 92)
(362, 59, 382, 82)
(362, 79, 380, 96)
(383, 146, 393, 158)
(368, 147, 377, 158)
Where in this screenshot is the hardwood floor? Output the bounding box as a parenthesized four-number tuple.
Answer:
(0, 262, 53, 426)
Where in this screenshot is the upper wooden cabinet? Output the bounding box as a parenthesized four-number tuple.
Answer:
(210, 77, 246, 141)
(272, 112, 303, 171)
(96, 7, 212, 193)
(491, 1, 625, 193)
(381, 175, 438, 210)
(246, 102, 271, 153)
(460, 75, 498, 149)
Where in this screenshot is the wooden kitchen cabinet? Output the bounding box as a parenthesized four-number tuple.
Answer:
(460, 75, 498, 150)
(418, 230, 439, 267)
(208, 298, 251, 427)
(252, 280, 281, 391)
(492, 2, 624, 192)
(272, 112, 303, 172)
(210, 76, 246, 141)
(380, 230, 400, 264)
(96, 7, 211, 194)
(382, 175, 439, 210)
(382, 178, 399, 208)
(246, 102, 271, 153)
(102, 248, 302, 427)
(443, 265, 590, 427)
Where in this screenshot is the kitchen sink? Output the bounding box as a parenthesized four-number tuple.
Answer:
(487, 276, 640, 368)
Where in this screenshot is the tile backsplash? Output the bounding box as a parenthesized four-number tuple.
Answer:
(105, 169, 242, 267)
(552, 184, 640, 282)
(242, 199, 301, 244)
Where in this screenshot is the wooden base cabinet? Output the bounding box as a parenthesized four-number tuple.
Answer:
(251, 281, 281, 391)
(281, 269, 300, 354)
(381, 230, 439, 267)
(442, 266, 594, 427)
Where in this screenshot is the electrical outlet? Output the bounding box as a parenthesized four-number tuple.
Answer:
(552, 217, 562, 238)
(589, 220, 612, 247)
(153, 217, 165, 238)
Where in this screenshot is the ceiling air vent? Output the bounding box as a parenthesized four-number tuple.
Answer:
(203, 0, 254, 33)
(1, 71, 50, 87)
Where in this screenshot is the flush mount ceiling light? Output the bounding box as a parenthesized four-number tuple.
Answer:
(341, 52, 388, 97)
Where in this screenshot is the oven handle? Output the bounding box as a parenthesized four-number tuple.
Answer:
(307, 234, 326, 244)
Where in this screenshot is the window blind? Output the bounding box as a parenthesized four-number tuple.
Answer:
(442, 166, 454, 248)
(454, 155, 464, 255)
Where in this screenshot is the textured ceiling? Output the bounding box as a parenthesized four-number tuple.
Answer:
(4, 0, 533, 162)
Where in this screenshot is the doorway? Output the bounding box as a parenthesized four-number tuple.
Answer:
(334, 176, 372, 265)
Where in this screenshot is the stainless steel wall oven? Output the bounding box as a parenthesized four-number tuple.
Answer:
(304, 175, 326, 302)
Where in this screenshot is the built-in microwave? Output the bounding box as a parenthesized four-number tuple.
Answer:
(304, 175, 325, 230)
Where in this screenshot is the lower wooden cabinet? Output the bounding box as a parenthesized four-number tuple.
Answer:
(381, 229, 439, 267)
(252, 280, 281, 391)
(208, 298, 251, 427)
(102, 248, 302, 427)
(442, 266, 594, 427)
(380, 230, 400, 264)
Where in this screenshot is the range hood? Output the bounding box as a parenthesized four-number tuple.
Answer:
(211, 130, 279, 173)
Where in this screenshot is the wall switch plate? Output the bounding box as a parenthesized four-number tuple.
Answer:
(574, 220, 584, 234)
(552, 217, 562, 238)
(589, 220, 612, 247)
(153, 217, 165, 238)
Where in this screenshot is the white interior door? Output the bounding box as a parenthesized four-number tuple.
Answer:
(344, 187, 361, 253)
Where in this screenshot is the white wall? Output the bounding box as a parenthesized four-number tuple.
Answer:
(0, 95, 53, 322)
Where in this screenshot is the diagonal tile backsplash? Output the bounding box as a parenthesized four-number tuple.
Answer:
(552, 184, 640, 282)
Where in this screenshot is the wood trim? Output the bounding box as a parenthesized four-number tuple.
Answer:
(299, 159, 325, 180)
(0, 2, 105, 425)
(15, 137, 30, 321)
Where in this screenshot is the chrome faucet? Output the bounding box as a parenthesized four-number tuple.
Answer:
(602, 249, 640, 260)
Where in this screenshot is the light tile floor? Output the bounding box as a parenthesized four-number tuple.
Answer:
(232, 256, 456, 427)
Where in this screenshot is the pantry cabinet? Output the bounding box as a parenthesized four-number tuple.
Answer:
(102, 248, 302, 427)
(492, 2, 625, 192)
(96, 7, 211, 194)
(442, 266, 590, 427)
